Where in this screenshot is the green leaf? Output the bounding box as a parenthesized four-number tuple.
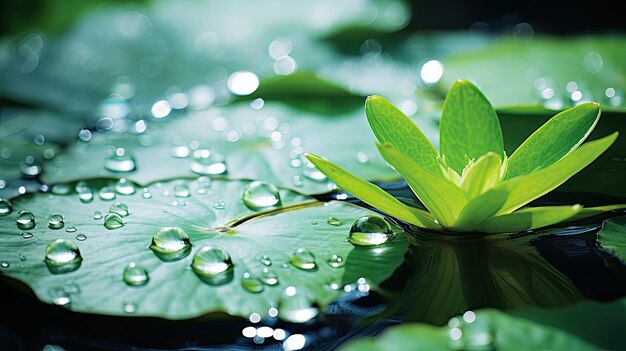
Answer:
(495, 132, 618, 215)
(453, 189, 508, 231)
(597, 215, 626, 260)
(41, 102, 404, 195)
(365, 95, 439, 173)
(440, 80, 504, 173)
(460, 152, 502, 199)
(477, 205, 583, 233)
(0, 178, 408, 319)
(376, 143, 467, 228)
(305, 153, 440, 230)
(506, 102, 601, 179)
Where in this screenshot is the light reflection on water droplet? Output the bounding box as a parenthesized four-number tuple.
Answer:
(191, 246, 233, 285)
(65, 226, 77, 233)
(327, 254, 345, 268)
(123, 262, 150, 286)
(260, 267, 279, 286)
(227, 71, 259, 96)
(75, 234, 87, 241)
(48, 287, 71, 306)
(0, 260, 9, 268)
(278, 286, 318, 324)
(348, 215, 393, 246)
(47, 213, 65, 229)
(21, 232, 33, 239)
(115, 178, 135, 195)
(51, 184, 71, 195)
(290, 248, 316, 270)
(150, 227, 192, 261)
(242, 181, 281, 210)
(326, 217, 342, 226)
(190, 149, 227, 175)
(93, 211, 103, 220)
(241, 272, 264, 293)
(123, 298, 137, 314)
(103, 212, 124, 230)
(170, 145, 191, 158)
(104, 148, 136, 173)
(173, 184, 191, 198)
(44, 239, 82, 274)
(75, 182, 93, 203)
(16, 210, 36, 230)
(0, 198, 12, 216)
(213, 200, 226, 210)
(259, 254, 271, 266)
(98, 187, 116, 201)
(19, 156, 43, 178)
(109, 202, 129, 217)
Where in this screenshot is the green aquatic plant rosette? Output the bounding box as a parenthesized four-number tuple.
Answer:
(306, 79, 625, 233)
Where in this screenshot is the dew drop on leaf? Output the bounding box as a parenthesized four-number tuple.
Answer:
(242, 181, 281, 210)
(123, 262, 150, 286)
(150, 227, 191, 261)
(348, 215, 393, 246)
(98, 187, 116, 201)
(47, 213, 64, 230)
(109, 202, 129, 217)
(327, 254, 345, 268)
(48, 287, 71, 306)
(173, 183, 191, 198)
(114, 178, 136, 195)
(277, 286, 319, 323)
(259, 254, 272, 266)
(75, 182, 93, 203)
(190, 149, 227, 175)
(103, 212, 124, 230)
(290, 248, 316, 270)
(44, 239, 82, 274)
(326, 217, 342, 226)
(0, 198, 12, 216)
(259, 267, 279, 286)
(191, 246, 233, 285)
(93, 211, 103, 220)
(104, 148, 136, 172)
(16, 210, 36, 230)
(241, 272, 264, 293)
(75, 234, 87, 241)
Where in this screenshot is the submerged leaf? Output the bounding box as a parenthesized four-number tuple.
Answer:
(440, 80, 504, 174)
(506, 102, 601, 179)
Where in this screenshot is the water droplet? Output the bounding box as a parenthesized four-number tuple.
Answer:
(115, 178, 136, 195)
(0, 198, 12, 216)
(98, 187, 116, 201)
(75, 234, 87, 241)
(104, 212, 124, 230)
(21, 232, 33, 239)
(213, 200, 226, 210)
(170, 145, 191, 158)
(51, 184, 71, 195)
(242, 181, 281, 210)
(20, 254, 27, 261)
(47, 213, 65, 229)
(16, 210, 36, 230)
(48, 287, 71, 306)
(19, 156, 43, 178)
(0, 260, 9, 268)
(122, 298, 137, 314)
(191, 246, 234, 285)
(123, 262, 150, 286)
(349, 215, 393, 246)
(259, 254, 272, 266)
(93, 211, 103, 220)
(150, 227, 192, 261)
(310, 220, 318, 225)
(241, 272, 264, 293)
(173, 184, 191, 197)
(260, 267, 279, 286)
(190, 149, 227, 175)
(278, 286, 319, 323)
(104, 148, 136, 172)
(75, 182, 93, 203)
(327, 254, 345, 268)
(65, 226, 77, 233)
(356, 151, 370, 164)
(290, 248, 316, 270)
(326, 217, 342, 226)
(109, 202, 129, 217)
(227, 71, 259, 96)
(302, 164, 327, 182)
(44, 239, 82, 274)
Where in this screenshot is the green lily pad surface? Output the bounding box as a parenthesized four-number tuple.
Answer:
(0, 178, 408, 320)
(597, 215, 626, 260)
(440, 35, 626, 112)
(41, 102, 410, 195)
(339, 296, 626, 351)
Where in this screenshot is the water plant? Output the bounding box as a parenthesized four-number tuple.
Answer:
(306, 80, 624, 233)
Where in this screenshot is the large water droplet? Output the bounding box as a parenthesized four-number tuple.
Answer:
(115, 178, 136, 195)
(348, 215, 393, 246)
(109, 203, 129, 217)
(191, 246, 234, 285)
(242, 181, 281, 210)
(16, 210, 36, 230)
(75, 181, 93, 203)
(326, 217, 342, 226)
(241, 272, 264, 293)
(0, 198, 12, 216)
(44, 239, 82, 274)
(150, 227, 192, 261)
(260, 267, 279, 286)
(98, 187, 116, 201)
(104, 148, 136, 172)
(173, 184, 191, 198)
(190, 149, 227, 175)
(278, 286, 319, 323)
(123, 262, 150, 286)
(327, 254, 345, 268)
(290, 248, 316, 270)
(104, 212, 124, 230)
(47, 213, 65, 230)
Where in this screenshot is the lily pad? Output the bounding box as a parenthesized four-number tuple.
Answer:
(597, 215, 626, 260)
(439, 35, 626, 112)
(0, 178, 408, 320)
(338, 296, 626, 351)
(42, 102, 408, 195)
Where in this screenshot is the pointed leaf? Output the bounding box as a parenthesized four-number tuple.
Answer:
(453, 189, 508, 231)
(376, 143, 467, 228)
(478, 205, 583, 233)
(440, 80, 504, 173)
(305, 153, 441, 230)
(566, 204, 626, 222)
(495, 132, 618, 215)
(365, 95, 439, 173)
(506, 102, 601, 179)
(460, 152, 502, 199)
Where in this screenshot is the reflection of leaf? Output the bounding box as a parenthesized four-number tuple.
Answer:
(0, 179, 407, 319)
(339, 297, 626, 351)
(440, 36, 626, 112)
(381, 232, 582, 326)
(42, 102, 404, 195)
(597, 215, 626, 260)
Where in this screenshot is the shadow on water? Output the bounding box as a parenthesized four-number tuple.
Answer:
(1, 183, 625, 350)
